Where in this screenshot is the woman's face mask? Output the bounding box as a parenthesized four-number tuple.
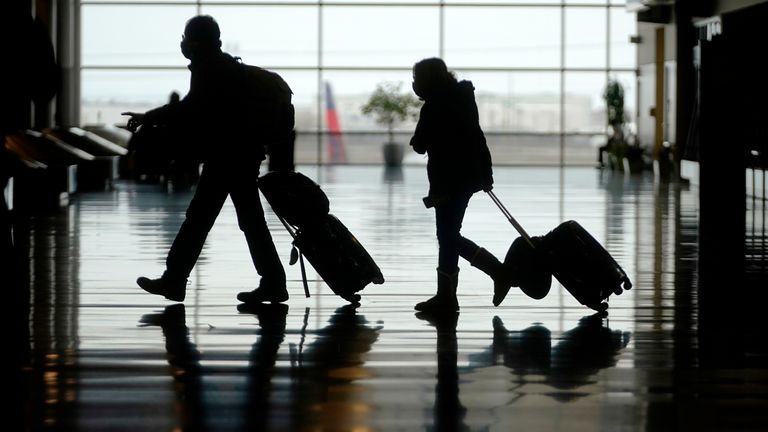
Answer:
(412, 76, 426, 99)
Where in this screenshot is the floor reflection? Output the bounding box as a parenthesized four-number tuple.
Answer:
(138, 303, 380, 431)
(13, 166, 768, 431)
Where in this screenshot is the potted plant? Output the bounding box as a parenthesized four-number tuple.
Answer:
(361, 82, 421, 167)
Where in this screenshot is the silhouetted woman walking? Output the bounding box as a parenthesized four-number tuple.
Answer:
(410, 58, 516, 313)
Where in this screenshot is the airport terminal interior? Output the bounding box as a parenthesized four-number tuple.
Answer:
(4, 1, 768, 431)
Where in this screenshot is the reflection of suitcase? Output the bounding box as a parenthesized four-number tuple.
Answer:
(259, 171, 384, 303)
(488, 190, 631, 311)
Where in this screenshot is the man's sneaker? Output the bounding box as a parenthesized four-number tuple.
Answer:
(137, 276, 186, 302)
(237, 285, 289, 304)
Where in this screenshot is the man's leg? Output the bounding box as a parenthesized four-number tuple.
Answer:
(230, 171, 287, 304)
(138, 164, 228, 301)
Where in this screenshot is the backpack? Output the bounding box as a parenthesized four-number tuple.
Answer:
(235, 57, 295, 151)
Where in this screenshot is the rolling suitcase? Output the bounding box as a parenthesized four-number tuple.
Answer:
(488, 190, 632, 311)
(258, 171, 384, 303)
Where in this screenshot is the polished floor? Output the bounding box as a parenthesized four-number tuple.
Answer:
(11, 165, 768, 431)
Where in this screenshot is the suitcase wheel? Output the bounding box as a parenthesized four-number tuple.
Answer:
(342, 294, 362, 305)
(622, 278, 633, 290)
(612, 285, 624, 296)
(589, 301, 609, 312)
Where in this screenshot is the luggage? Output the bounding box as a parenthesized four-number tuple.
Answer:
(488, 190, 632, 311)
(503, 236, 552, 300)
(541, 220, 632, 310)
(292, 214, 385, 303)
(258, 171, 384, 303)
(257, 170, 329, 228)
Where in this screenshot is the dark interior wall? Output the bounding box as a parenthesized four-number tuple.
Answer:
(673, 1, 697, 166)
(697, 1, 768, 366)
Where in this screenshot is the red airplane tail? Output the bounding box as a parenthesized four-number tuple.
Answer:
(325, 82, 347, 164)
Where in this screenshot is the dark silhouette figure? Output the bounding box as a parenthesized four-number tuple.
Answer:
(1, 3, 58, 378)
(409, 58, 516, 313)
(416, 312, 469, 432)
(124, 15, 286, 304)
(1, 3, 58, 271)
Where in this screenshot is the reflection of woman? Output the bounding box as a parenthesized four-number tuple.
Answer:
(417, 312, 469, 431)
(410, 58, 515, 313)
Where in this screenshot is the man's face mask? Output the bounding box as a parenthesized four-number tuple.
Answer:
(180, 35, 198, 59)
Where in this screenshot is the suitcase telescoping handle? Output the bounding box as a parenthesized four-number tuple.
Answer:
(486, 190, 537, 250)
(276, 215, 312, 299)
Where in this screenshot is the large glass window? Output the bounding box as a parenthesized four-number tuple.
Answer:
(445, 7, 561, 69)
(610, 7, 637, 69)
(323, 7, 439, 68)
(565, 7, 607, 69)
(82, 5, 196, 67)
(200, 6, 319, 67)
(80, 1, 636, 166)
(459, 71, 561, 133)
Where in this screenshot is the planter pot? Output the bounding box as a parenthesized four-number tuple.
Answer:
(625, 146, 644, 174)
(382, 142, 404, 167)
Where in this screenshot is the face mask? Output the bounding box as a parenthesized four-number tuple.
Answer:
(412, 81, 424, 99)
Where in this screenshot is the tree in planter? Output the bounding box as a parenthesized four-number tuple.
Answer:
(361, 82, 421, 166)
(602, 79, 629, 170)
(604, 79, 626, 132)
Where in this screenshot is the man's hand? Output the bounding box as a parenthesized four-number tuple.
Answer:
(122, 112, 146, 133)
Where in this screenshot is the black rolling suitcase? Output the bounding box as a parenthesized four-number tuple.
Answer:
(488, 190, 632, 311)
(258, 171, 384, 303)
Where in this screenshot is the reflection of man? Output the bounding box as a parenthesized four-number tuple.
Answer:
(139, 305, 205, 430)
(124, 15, 286, 305)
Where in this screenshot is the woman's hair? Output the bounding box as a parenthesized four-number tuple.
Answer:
(413, 57, 457, 98)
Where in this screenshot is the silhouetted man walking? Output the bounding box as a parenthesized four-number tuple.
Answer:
(124, 15, 287, 304)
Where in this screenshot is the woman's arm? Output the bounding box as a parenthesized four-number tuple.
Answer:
(410, 103, 432, 154)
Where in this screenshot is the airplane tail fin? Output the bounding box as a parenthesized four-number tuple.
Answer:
(325, 82, 347, 164)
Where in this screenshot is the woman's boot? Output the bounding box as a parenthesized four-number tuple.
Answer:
(414, 268, 460, 313)
(468, 247, 517, 306)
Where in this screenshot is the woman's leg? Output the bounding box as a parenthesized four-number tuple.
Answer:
(415, 193, 472, 313)
(435, 193, 472, 273)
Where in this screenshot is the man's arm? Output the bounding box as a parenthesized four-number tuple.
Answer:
(122, 100, 188, 133)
